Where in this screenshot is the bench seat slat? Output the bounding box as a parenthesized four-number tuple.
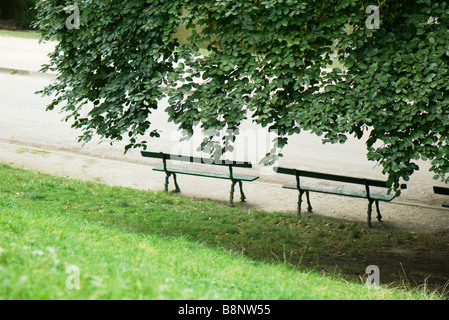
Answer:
(153, 166, 259, 182)
(282, 181, 395, 202)
(142, 151, 252, 168)
(275, 167, 390, 188)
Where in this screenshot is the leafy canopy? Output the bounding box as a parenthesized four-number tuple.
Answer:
(36, 0, 449, 190)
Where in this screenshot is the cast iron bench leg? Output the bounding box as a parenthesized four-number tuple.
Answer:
(375, 200, 382, 222)
(173, 173, 181, 193)
(238, 180, 246, 202)
(230, 180, 237, 206)
(297, 190, 304, 215)
(164, 172, 171, 193)
(367, 199, 374, 227)
(306, 191, 313, 212)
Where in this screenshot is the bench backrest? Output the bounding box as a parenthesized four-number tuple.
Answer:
(274, 166, 407, 189)
(434, 186, 449, 195)
(141, 151, 252, 168)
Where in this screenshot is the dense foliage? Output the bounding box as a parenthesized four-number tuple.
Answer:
(0, 0, 37, 29)
(36, 0, 449, 189)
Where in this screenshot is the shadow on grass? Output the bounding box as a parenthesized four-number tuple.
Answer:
(62, 192, 449, 295)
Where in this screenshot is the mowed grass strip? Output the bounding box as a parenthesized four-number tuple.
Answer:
(0, 163, 443, 299)
(0, 30, 42, 39)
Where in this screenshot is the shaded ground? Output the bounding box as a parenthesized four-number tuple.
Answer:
(316, 230, 449, 293)
(0, 19, 18, 30)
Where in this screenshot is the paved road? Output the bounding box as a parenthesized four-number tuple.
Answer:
(0, 35, 55, 73)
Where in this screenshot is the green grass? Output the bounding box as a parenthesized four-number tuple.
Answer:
(0, 29, 41, 39)
(15, 147, 50, 156)
(0, 163, 445, 299)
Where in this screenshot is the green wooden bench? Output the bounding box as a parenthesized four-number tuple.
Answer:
(274, 166, 407, 227)
(141, 151, 259, 206)
(433, 186, 449, 208)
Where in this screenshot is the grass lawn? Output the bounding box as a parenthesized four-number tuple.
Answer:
(0, 163, 445, 300)
(0, 29, 41, 39)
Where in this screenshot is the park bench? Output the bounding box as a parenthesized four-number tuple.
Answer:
(433, 186, 449, 208)
(141, 151, 259, 206)
(274, 166, 407, 227)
